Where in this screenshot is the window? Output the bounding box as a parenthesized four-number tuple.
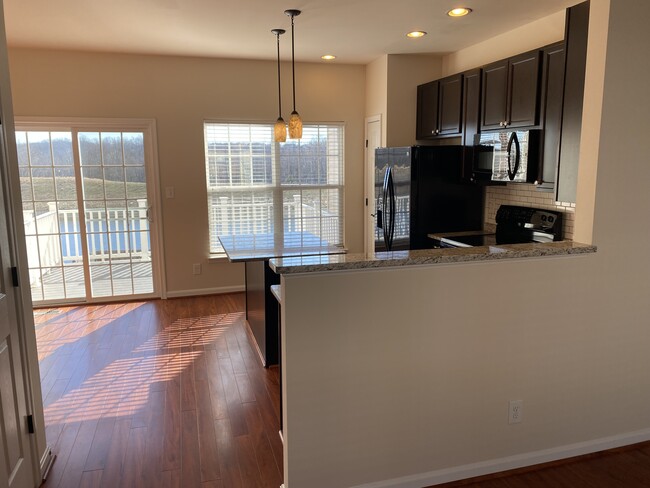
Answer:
(204, 122, 344, 255)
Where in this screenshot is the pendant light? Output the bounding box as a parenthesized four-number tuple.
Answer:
(284, 9, 303, 139)
(272, 28, 287, 142)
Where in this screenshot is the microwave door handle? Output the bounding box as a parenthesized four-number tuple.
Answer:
(506, 132, 521, 181)
(513, 134, 521, 177)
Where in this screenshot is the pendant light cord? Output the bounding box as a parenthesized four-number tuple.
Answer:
(276, 33, 282, 117)
(290, 15, 296, 112)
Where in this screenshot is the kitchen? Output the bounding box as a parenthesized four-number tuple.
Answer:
(3, 0, 650, 487)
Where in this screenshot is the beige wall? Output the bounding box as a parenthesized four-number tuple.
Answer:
(7, 49, 366, 295)
(385, 54, 441, 147)
(574, 0, 610, 243)
(281, 1, 650, 486)
(442, 10, 566, 76)
(365, 53, 443, 148)
(365, 55, 388, 145)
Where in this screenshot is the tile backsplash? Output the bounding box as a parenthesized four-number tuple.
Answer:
(484, 184, 575, 241)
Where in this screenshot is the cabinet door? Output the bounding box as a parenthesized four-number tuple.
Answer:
(437, 74, 463, 135)
(462, 68, 481, 181)
(538, 43, 565, 191)
(481, 59, 508, 131)
(557, 1, 590, 204)
(507, 50, 542, 128)
(416, 80, 439, 139)
(462, 69, 481, 146)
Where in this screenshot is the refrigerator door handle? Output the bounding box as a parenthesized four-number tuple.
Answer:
(387, 167, 396, 250)
(382, 167, 390, 249)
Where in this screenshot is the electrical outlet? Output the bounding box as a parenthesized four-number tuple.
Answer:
(165, 186, 175, 199)
(193, 263, 202, 275)
(508, 400, 523, 424)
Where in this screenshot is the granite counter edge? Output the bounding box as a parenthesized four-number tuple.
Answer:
(269, 242, 597, 274)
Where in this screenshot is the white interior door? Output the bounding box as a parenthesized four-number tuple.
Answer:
(364, 116, 382, 254)
(0, 136, 36, 488)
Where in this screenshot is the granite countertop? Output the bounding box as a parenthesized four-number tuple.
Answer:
(268, 241, 597, 274)
(219, 234, 346, 262)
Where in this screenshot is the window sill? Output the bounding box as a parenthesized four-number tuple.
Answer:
(208, 255, 230, 263)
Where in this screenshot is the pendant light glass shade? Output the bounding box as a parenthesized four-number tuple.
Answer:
(272, 28, 287, 143)
(274, 117, 287, 142)
(285, 9, 302, 139)
(289, 111, 302, 139)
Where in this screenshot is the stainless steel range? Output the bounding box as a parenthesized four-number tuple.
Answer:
(435, 205, 564, 248)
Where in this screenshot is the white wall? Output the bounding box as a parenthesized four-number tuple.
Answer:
(281, 1, 650, 486)
(7, 49, 366, 295)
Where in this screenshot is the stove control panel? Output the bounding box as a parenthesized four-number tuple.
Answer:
(495, 205, 563, 240)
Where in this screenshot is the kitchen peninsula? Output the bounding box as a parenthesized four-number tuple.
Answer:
(270, 240, 597, 487)
(219, 234, 344, 366)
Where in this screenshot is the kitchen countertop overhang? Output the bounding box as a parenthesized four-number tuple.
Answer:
(218, 234, 346, 262)
(269, 241, 597, 274)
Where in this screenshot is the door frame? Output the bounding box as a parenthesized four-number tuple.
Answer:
(364, 115, 382, 254)
(0, 50, 46, 488)
(14, 117, 167, 303)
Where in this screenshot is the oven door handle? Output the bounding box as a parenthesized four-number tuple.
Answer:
(507, 132, 521, 181)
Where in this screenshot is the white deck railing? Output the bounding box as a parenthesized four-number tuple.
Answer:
(212, 194, 340, 244)
(23, 199, 151, 286)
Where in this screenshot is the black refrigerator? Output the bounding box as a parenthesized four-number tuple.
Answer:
(375, 146, 483, 251)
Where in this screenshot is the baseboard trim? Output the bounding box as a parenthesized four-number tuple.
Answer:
(165, 285, 245, 298)
(40, 445, 55, 480)
(352, 429, 650, 488)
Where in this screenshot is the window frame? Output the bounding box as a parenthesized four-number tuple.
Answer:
(203, 120, 345, 257)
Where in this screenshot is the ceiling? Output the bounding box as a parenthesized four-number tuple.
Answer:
(3, 0, 579, 65)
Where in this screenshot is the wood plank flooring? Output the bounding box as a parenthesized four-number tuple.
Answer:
(433, 441, 650, 487)
(35, 293, 283, 488)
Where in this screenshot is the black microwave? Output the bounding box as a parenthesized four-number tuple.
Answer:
(469, 130, 540, 183)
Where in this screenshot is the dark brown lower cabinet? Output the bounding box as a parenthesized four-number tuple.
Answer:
(244, 260, 280, 366)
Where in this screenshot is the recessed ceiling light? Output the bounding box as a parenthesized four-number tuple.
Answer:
(321, 54, 336, 60)
(407, 31, 427, 38)
(447, 7, 472, 17)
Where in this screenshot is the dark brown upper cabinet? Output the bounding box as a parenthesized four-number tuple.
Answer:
(462, 68, 481, 147)
(537, 42, 566, 191)
(481, 50, 542, 131)
(556, 1, 590, 203)
(416, 73, 463, 139)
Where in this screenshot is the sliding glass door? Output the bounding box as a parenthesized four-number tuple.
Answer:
(16, 121, 161, 304)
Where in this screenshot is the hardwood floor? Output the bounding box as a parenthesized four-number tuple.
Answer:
(433, 441, 650, 487)
(35, 293, 283, 488)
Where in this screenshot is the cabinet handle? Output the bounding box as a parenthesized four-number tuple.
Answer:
(499, 121, 504, 127)
(431, 130, 436, 134)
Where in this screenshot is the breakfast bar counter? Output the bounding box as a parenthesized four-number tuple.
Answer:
(269, 240, 596, 274)
(219, 234, 344, 366)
